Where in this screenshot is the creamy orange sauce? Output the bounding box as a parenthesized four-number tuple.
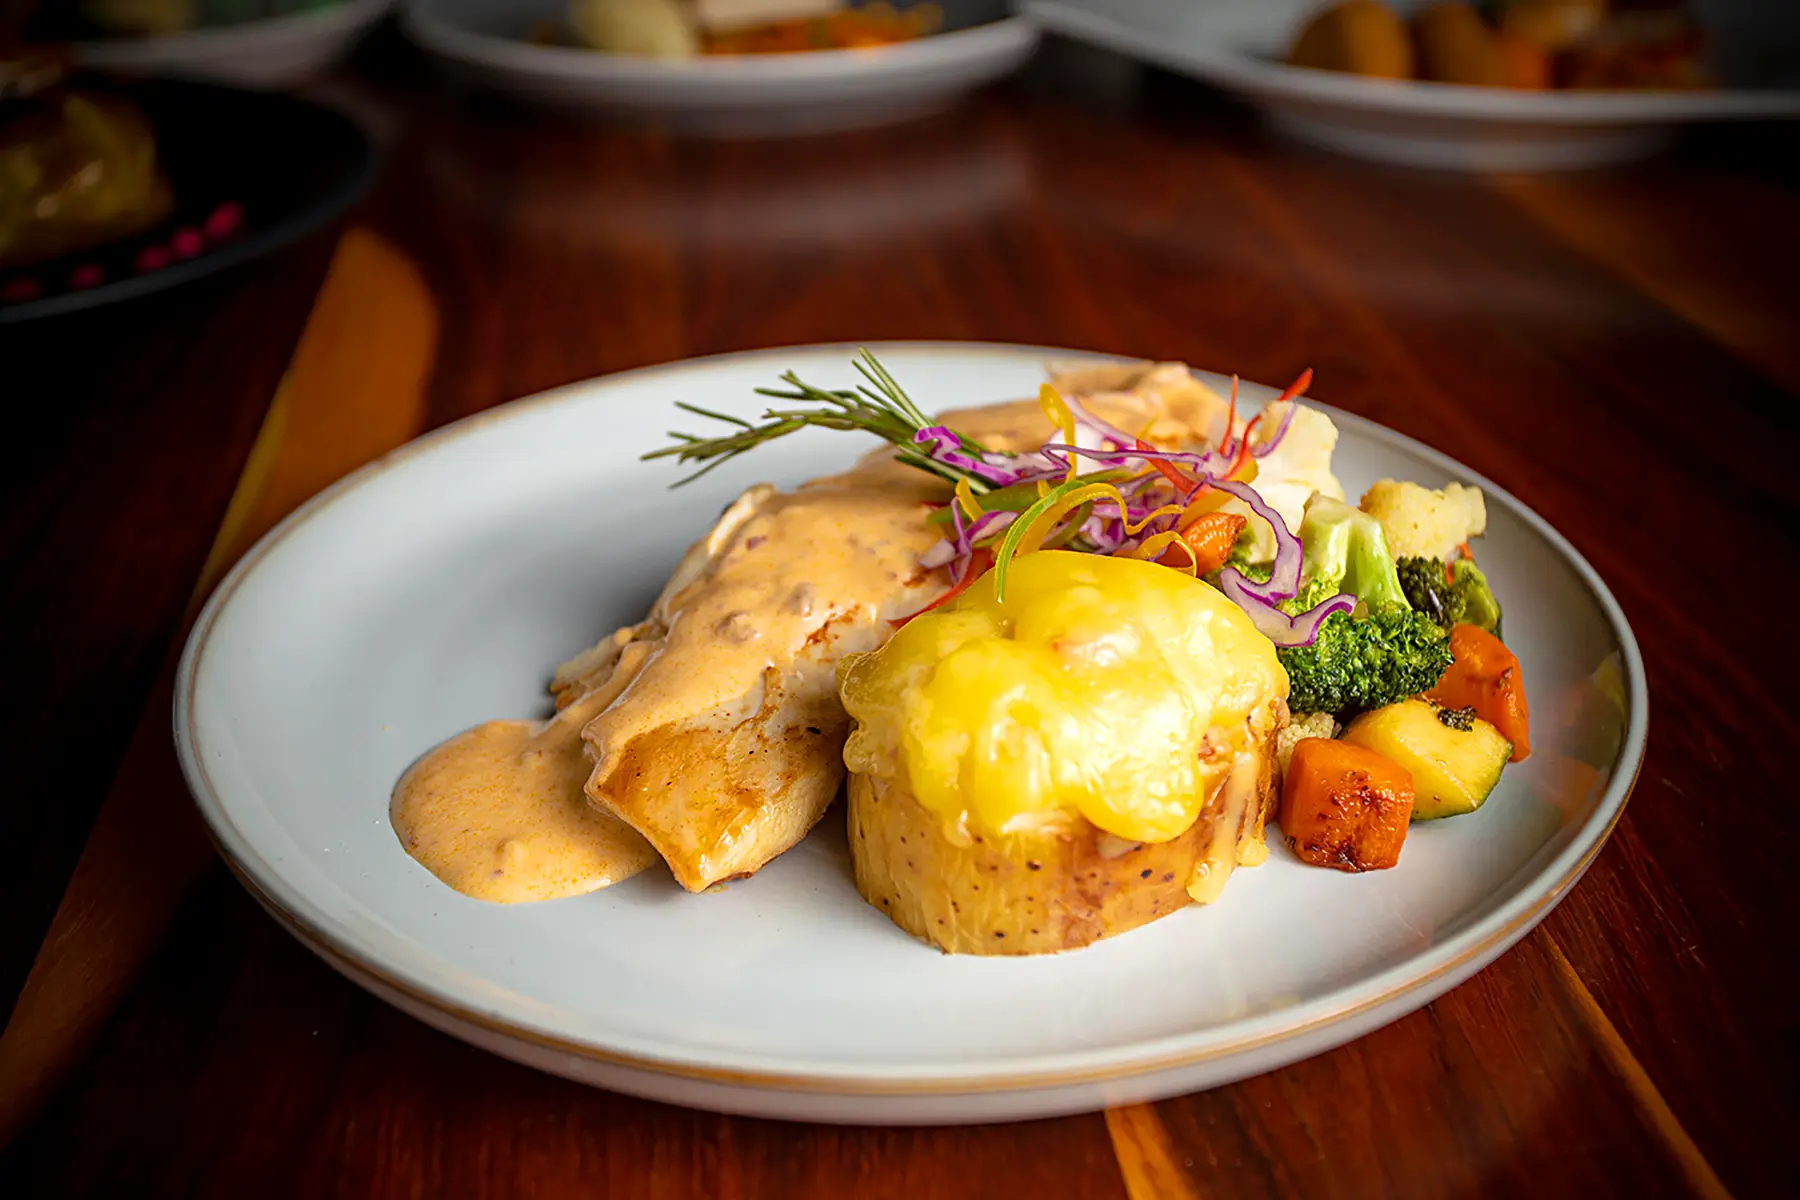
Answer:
(390, 378, 1234, 903)
(391, 688, 657, 902)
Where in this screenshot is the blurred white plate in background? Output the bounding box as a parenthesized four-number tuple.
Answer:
(401, 0, 1040, 136)
(73, 0, 394, 90)
(1025, 0, 1800, 170)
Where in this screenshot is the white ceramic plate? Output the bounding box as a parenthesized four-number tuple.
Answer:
(1025, 0, 1800, 170)
(73, 0, 393, 90)
(401, 0, 1039, 135)
(176, 343, 1645, 1124)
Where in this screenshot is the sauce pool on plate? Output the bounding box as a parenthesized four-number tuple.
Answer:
(390, 693, 657, 903)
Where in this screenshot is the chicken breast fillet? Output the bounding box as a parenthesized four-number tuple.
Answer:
(553, 365, 1233, 893)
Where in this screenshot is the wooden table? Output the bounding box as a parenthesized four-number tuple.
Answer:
(3, 42, 1797, 1198)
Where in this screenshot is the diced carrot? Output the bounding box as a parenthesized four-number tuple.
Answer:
(1136, 438, 1201, 493)
(1428, 623, 1531, 762)
(1156, 512, 1247, 574)
(1280, 738, 1415, 872)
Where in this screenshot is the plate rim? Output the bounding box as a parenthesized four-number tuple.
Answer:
(174, 340, 1649, 1095)
(401, 1, 1039, 87)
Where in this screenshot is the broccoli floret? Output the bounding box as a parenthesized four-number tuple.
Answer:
(1278, 604, 1454, 716)
(1280, 575, 1344, 616)
(1397, 556, 1453, 622)
(1293, 494, 1409, 610)
(1223, 524, 1263, 576)
(1396, 556, 1503, 637)
(1454, 560, 1502, 637)
(1220, 495, 1408, 614)
(1219, 494, 1454, 715)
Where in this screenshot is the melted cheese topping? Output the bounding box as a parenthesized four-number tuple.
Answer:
(1188, 743, 1269, 904)
(840, 551, 1286, 845)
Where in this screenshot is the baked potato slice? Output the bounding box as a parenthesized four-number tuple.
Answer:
(848, 708, 1282, 956)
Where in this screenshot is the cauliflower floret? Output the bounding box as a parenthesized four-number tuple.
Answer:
(1223, 401, 1345, 559)
(1250, 402, 1345, 533)
(1276, 711, 1339, 776)
(1360, 479, 1486, 561)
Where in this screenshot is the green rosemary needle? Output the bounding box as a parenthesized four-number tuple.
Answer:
(642, 348, 1000, 490)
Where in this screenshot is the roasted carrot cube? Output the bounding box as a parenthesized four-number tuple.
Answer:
(1280, 738, 1415, 872)
(1428, 623, 1531, 761)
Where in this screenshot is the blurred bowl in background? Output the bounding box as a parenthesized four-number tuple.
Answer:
(400, 0, 1040, 136)
(1, 78, 378, 323)
(70, 0, 395, 90)
(1025, 0, 1800, 170)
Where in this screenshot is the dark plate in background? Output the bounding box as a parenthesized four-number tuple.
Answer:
(0, 78, 380, 324)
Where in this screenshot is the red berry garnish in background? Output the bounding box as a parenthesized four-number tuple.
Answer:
(205, 201, 244, 240)
(2, 277, 43, 302)
(69, 263, 104, 289)
(171, 228, 204, 258)
(137, 245, 172, 273)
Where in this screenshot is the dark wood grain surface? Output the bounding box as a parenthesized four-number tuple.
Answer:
(3, 40, 1797, 1199)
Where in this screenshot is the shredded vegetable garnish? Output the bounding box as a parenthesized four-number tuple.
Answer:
(1137, 438, 1202, 495)
(1208, 477, 1355, 647)
(648, 353, 1339, 642)
(1123, 530, 1198, 573)
(890, 550, 992, 629)
(1011, 481, 1174, 562)
(1038, 384, 1081, 483)
(954, 478, 983, 522)
(1220, 376, 1241, 458)
(1249, 368, 1313, 460)
(993, 480, 1091, 602)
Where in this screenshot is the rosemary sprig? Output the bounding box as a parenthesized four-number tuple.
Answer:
(642, 348, 999, 490)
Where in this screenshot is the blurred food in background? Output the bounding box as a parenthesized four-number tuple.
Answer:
(1287, 0, 1712, 90)
(0, 63, 174, 271)
(1287, 0, 1414, 79)
(408, 0, 1029, 136)
(559, 0, 943, 58)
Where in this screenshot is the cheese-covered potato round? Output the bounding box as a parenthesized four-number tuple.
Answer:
(838, 551, 1289, 954)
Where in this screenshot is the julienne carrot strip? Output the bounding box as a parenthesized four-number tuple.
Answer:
(1220, 368, 1308, 473)
(1275, 367, 1314, 408)
(1136, 439, 1201, 493)
(1218, 366, 1311, 483)
(1220, 375, 1240, 457)
(889, 550, 992, 628)
(1224, 410, 1261, 479)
